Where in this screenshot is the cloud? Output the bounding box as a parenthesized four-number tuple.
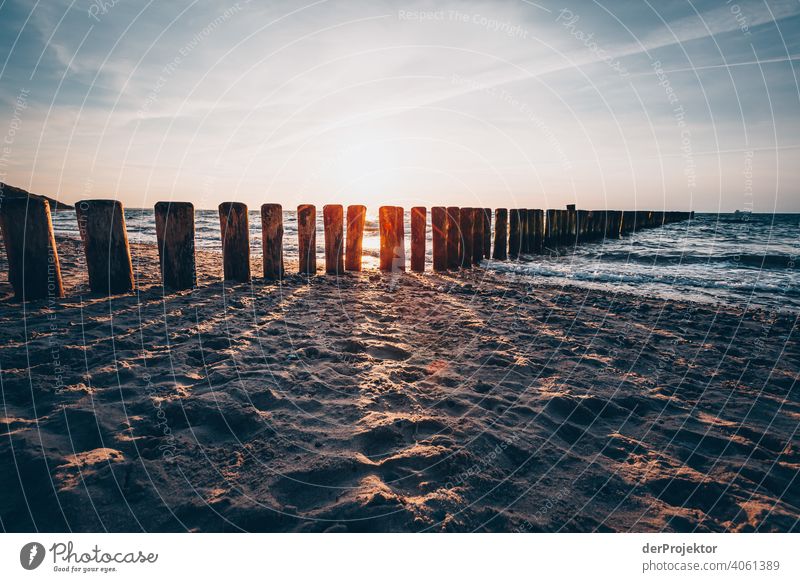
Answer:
(0, 0, 798, 210)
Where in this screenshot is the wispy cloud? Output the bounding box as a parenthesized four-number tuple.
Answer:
(0, 0, 797, 211)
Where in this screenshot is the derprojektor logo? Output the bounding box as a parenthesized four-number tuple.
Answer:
(20, 542, 46, 570)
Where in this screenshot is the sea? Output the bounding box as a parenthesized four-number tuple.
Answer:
(50, 210, 799, 312)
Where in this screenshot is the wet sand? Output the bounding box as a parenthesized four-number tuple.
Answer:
(0, 236, 798, 532)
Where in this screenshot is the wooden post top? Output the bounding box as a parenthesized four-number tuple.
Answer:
(155, 201, 194, 209)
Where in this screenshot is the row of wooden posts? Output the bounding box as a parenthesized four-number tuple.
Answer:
(0, 197, 693, 301)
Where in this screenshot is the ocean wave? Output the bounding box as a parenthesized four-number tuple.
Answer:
(576, 251, 797, 269)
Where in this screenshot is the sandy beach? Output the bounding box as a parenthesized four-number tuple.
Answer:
(0, 235, 796, 532)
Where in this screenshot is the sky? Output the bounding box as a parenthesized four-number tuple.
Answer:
(0, 0, 798, 212)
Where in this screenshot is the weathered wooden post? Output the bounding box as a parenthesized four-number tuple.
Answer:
(520, 208, 530, 253)
(509, 209, 522, 259)
(431, 206, 447, 272)
(621, 210, 634, 235)
(379, 205, 405, 272)
(0, 197, 64, 300)
(446, 206, 460, 270)
(345, 204, 366, 272)
(260, 203, 284, 280)
(551, 210, 559, 245)
(553, 210, 562, 245)
(566, 205, 577, 245)
(522, 209, 529, 252)
(76, 199, 134, 294)
(297, 204, 316, 275)
(218, 202, 250, 283)
(459, 207, 474, 268)
(396, 207, 406, 269)
(533, 209, 544, 253)
(323, 204, 344, 275)
(545, 209, 556, 248)
(529, 208, 537, 252)
(472, 207, 483, 265)
(599, 211, 608, 238)
(576, 210, 587, 243)
(563, 210, 572, 244)
(482, 208, 491, 258)
(493, 208, 507, 260)
(617, 210, 624, 235)
(154, 201, 195, 291)
(525, 209, 535, 252)
(411, 206, 426, 272)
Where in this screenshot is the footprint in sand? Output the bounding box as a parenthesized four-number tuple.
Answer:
(366, 343, 412, 361)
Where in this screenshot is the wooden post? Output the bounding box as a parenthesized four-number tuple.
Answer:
(493, 208, 507, 260)
(482, 208, 491, 258)
(0, 197, 64, 300)
(396, 206, 406, 270)
(411, 206, 426, 272)
(509, 209, 522, 259)
(472, 207, 483, 265)
(534, 209, 545, 253)
(597, 211, 605, 239)
(154, 201, 195, 291)
(526, 209, 535, 252)
(567, 207, 577, 244)
(297, 204, 316, 275)
(323, 204, 344, 275)
(76, 199, 134, 294)
(621, 210, 634, 235)
(576, 210, 587, 243)
(585, 211, 594, 240)
(520, 209, 528, 253)
(446, 206, 460, 270)
(218, 202, 250, 283)
(545, 209, 555, 248)
(459, 207, 474, 268)
(431, 206, 447, 272)
(550, 210, 558, 245)
(379, 206, 405, 272)
(554, 209, 563, 245)
(559, 210, 569, 244)
(260, 203, 284, 280)
(345, 205, 366, 271)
